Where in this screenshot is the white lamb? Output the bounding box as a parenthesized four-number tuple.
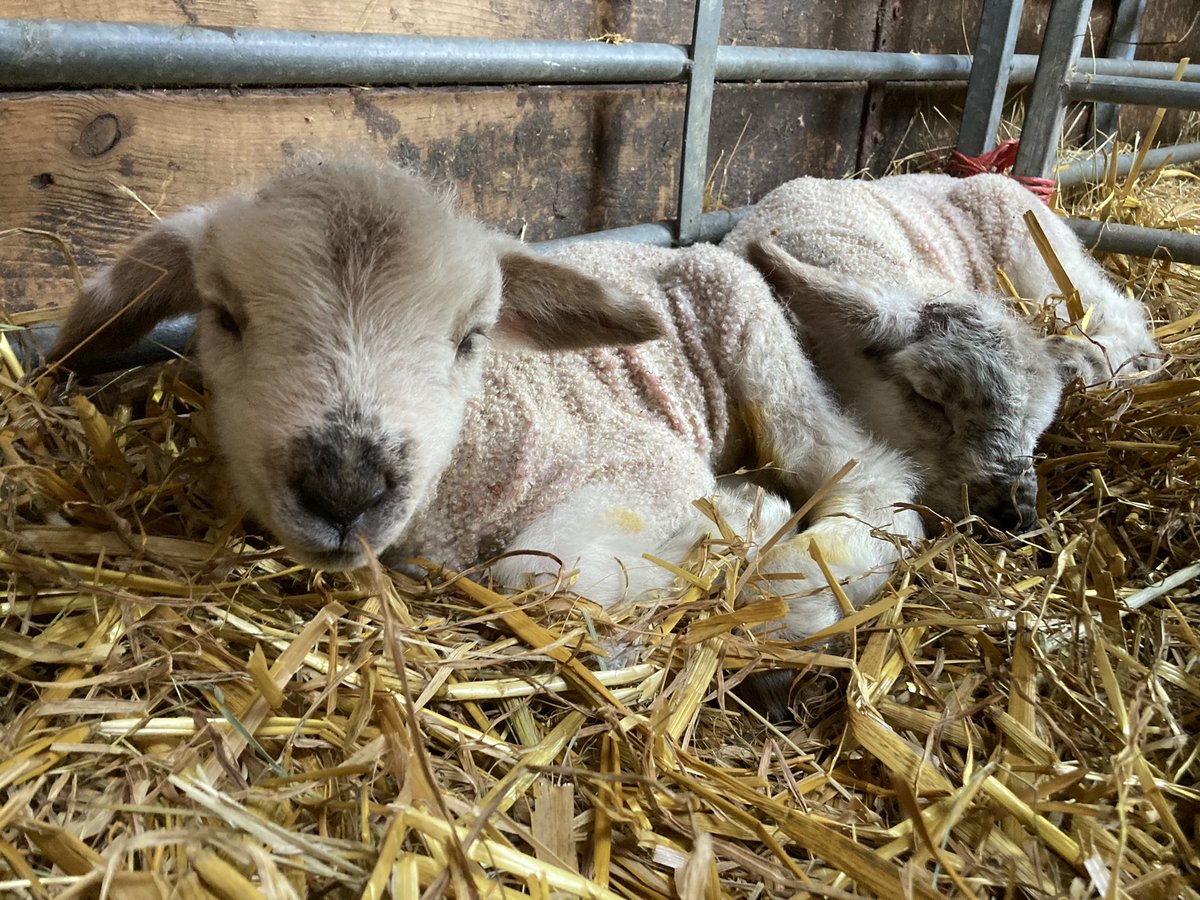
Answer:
(722, 173, 1161, 529)
(50, 158, 923, 668)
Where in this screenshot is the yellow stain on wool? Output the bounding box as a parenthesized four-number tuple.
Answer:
(605, 507, 645, 534)
(739, 402, 777, 469)
(775, 532, 852, 568)
(810, 496, 850, 521)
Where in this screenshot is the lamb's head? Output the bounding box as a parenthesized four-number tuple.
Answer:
(750, 239, 1100, 531)
(50, 159, 663, 569)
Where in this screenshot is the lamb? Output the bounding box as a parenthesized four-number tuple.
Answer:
(721, 173, 1162, 530)
(50, 157, 924, 661)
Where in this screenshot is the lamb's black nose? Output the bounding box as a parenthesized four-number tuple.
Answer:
(978, 471, 1038, 533)
(290, 428, 407, 541)
(296, 465, 390, 535)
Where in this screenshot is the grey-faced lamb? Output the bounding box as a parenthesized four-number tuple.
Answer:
(721, 173, 1161, 530)
(50, 158, 923, 658)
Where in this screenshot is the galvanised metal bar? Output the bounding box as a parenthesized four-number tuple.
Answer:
(5, 19, 1200, 90)
(1013, 0, 1093, 179)
(1064, 56, 1199, 81)
(1066, 218, 1200, 265)
(540, 207, 747, 253)
(23, 316, 196, 375)
(677, 0, 725, 245)
(717, 48, 1200, 84)
(1067, 74, 1200, 111)
(0, 19, 690, 87)
(716, 46, 975, 82)
(956, 0, 1025, 157)
(1057, 141, 1200, 186)
(1091, 0, 1146, 143)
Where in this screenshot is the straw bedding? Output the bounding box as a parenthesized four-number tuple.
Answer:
(1, 161, 1198, 899)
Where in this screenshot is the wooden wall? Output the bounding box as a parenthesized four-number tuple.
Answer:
(1, 0, 1197, 313)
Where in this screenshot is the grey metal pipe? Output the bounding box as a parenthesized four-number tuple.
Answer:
(716, 46, 977, 82)
(540, 207, 747, 252)
(1067, 217, 1200, 265)
(957, 0, 1025, 157)
(1057, 141, 1200, 186)
(1065, 56, 1200, 82)
(22, 315, 196, 375)
(677, 0, 724, 245)
(5, 18, 1200, 90)
(1067, 73, 1200, 111)
(1013, 0, 1092, 180)
(0, 19, 690, 88)
(713, 48, 1200, 85)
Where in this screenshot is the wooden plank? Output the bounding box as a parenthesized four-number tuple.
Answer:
(0, 0, 604, 40)
(707, 83, 868, 204)
(0, 0, 884, 46)
(0, 82, 865, 313)
(0, 85, 671, 312)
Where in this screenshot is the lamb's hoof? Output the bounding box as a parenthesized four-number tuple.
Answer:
(737, 667, 847, 723)
(736, 669, 797, 722)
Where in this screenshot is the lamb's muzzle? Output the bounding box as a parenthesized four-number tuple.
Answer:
(282, 414, 413, 568)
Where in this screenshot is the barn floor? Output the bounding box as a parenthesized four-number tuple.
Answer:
(0, 160, 1198, 898)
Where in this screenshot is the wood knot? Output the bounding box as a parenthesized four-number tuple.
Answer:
(75, 113, 122, 157)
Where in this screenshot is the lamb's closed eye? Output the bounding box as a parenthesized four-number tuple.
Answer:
(454, 328, 486, 360)
(903, 384, 951, 426)
(209, 305, 243, 339)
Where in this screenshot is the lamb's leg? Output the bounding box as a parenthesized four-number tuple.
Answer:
(733, 325, 924, 643)
(490, 479, 794, 608)
(992, 190, 1161, 381)
(489, 479, 710, 608)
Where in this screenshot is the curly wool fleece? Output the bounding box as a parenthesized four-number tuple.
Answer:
(392, 241, 790, 571)
(720, 172, 1156, 371)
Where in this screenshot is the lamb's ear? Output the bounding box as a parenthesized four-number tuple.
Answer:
(495, 247, 665, 351)
(1044, 334, 1108, 388)
(746, 238, 919, 351)
(49, 207, 210, 366)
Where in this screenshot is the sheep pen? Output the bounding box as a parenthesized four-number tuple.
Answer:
(1, 157, 1198, 899)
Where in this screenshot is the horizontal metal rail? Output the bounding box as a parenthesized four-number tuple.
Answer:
(1067, 73, 1200, 111)
(1066, 218, 1200, 265)
(1057, 141, 1200, 186)
(717, 46, 974, 82)
(721, 48, 1200, 84)
(3, 18, 1200, 89)
(23, 316, 199, 374)
(0, 20, 690, 87)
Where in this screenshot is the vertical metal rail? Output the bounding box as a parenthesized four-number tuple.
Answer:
(1013, 0, 1092, 178)
(957, 0, 1025, 156)
(1091, 0, 1147, 144)
(676, 0, 724, 245)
